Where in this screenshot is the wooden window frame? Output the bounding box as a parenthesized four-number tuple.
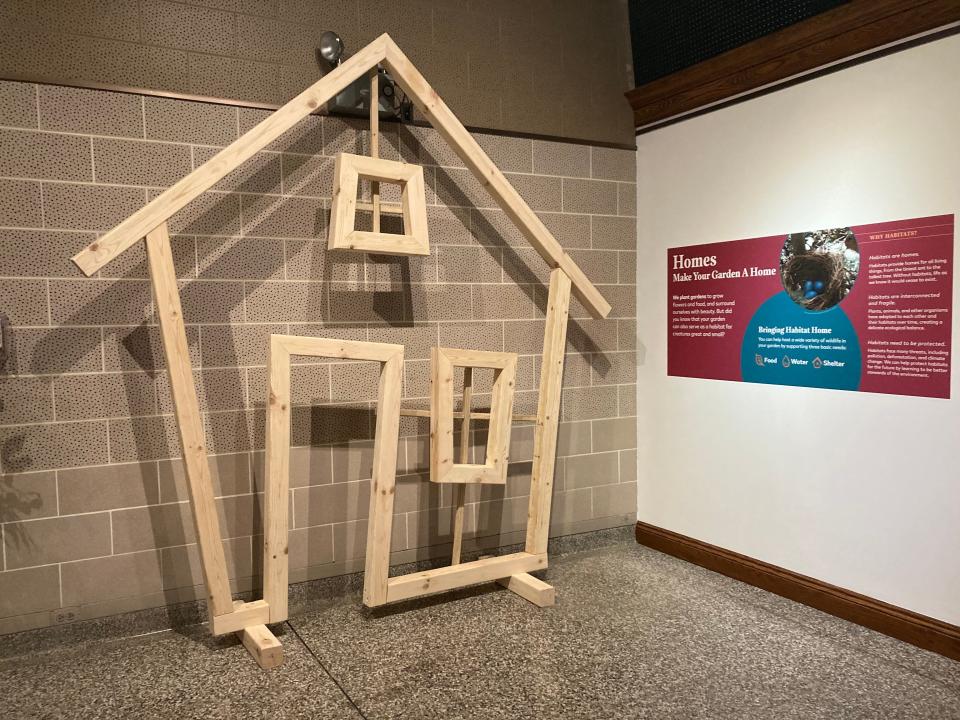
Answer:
(327, 153, 430, 256)
(430, 347, 517, 486)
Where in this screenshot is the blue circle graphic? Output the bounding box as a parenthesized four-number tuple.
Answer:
(740, 293, 861, 391)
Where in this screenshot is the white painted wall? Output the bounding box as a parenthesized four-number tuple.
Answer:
(635, 34, 960, 624)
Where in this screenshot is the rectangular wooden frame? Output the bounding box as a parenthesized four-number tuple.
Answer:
(365, 271, 570, 608)
(328, 152, 430, 256)
(264, 334, 404, 616)
(430, 347, 517, 485)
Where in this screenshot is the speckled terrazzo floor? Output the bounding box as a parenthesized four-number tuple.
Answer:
(2, 542, 959, 719)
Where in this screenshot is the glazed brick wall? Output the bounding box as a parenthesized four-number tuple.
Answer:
(0, 80, 637, 633)
(0, 0, 635, 145)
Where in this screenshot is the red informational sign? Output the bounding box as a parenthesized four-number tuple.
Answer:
(668, 215, 953, 398)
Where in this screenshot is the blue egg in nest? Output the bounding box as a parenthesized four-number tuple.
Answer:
(803, 280, 813, 292)
(804, 290, 817, 300)
(813, 280, 825, 292)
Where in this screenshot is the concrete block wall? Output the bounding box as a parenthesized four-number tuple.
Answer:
(0, 0, 635, 145)
(0, 80, 637, 634)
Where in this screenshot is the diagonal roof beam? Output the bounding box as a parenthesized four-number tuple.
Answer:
(382, 39, 611, 319)
(71, 33, 611, 319)
(71, 35, 390, 276)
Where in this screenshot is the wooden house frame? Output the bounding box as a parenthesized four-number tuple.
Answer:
(67, 34, 610, 668)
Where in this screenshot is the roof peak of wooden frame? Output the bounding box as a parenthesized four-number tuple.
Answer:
(70, 33, 611, 318)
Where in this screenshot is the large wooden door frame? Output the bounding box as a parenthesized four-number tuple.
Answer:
(263, 335, 404, 614)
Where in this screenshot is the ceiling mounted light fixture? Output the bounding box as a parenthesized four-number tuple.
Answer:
(317, 30, 412, 123)
(319, 30, 344, 65)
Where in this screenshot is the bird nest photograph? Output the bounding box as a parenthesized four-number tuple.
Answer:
(780, 226, 860, 311)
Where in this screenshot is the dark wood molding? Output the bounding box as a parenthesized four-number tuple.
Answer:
(627, 0, 960, 128)
(635, 521, 960, 662)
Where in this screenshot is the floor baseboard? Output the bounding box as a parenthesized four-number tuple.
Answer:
(635, 521, 960, 662)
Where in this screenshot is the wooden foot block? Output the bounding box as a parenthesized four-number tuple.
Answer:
(239, 624, 283, 669)
(210, 599, 271, 636)
(497, 572, 555, 607)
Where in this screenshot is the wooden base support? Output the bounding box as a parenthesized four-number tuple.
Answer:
(210, 599, 271, 636)
(497, 573, 555, 607)
(211, 600, 284, 669)
(239, 624, 283, 670)
(382, 551, 546, 605)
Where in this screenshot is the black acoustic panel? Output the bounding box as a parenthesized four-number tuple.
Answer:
(629, 0, 851, 86)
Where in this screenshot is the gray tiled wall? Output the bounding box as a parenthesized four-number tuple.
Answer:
(0, 0, 635, 145)
(0, 80, 637, 634)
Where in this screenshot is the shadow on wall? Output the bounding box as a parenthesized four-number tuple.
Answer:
(0, 472, 42, 552)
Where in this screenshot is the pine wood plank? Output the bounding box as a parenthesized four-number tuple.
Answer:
(439, 348, 518, 368)
(402, 157, 429, 250)
(430, 346, 455, 483)
(263, 335, 292, 623)
(336, 231, 430, 256)
(362, 345, 404, 607)
(210, 599, 271, 635)
(385, 552, 547, 603)
(240, 624, 284, 670)
(525, 269, 572, 555)
(370, 68, 381, 234)
(355, 200, 403, 215)
(485, 355, 517, 482)
(328, 155, 359, 249)
(276, 335, 401, 361)
(399, 408, 538, 422)
(145, 223, 233, 617)
(497, 572, 556, 607)
(343, 153, 418, 182)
